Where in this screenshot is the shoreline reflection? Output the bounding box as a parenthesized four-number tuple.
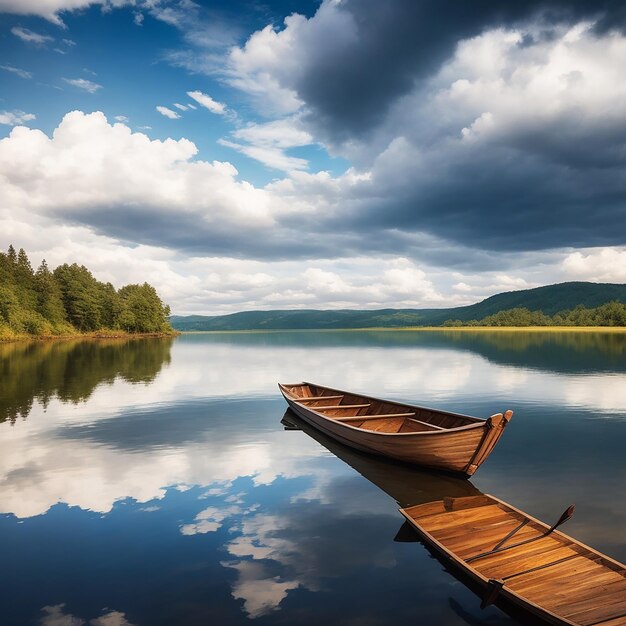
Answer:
(0, 338, 173, 424)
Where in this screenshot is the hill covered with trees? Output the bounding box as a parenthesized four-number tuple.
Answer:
(170, 282, 626, 331)
(0, 245, 174, 340)
(443, 302, 626, 327)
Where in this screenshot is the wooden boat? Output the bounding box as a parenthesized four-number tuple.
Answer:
(280, 409, 481, 507)
(278, 382, 512, 477)
(400, 494, 626, 626)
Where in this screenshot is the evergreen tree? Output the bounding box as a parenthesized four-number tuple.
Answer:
(53, 263, 103, 331)
(1, 244, 173, 338)
(99, 282, 121, 329)
(35, 260, 67, 327)
(117, 283, 171, 332)
(7, 245, 17, 265)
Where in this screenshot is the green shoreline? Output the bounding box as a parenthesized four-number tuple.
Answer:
(0, 330, 180, 344)
(179, 326, 626, 334)
(5, 326, 625, 342)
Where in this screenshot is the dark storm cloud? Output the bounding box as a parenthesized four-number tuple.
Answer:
(15, 1, 626, 263)
(295, 0, 626, 142)
(53, 204, 362, 261)
(237, 0, 625, 254)
(54, 201, 524, 270)
(341, 145, 626, 252)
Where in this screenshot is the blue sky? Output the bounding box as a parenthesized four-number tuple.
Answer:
(1, 1, 338, 186)
(1, 0, 625, 314)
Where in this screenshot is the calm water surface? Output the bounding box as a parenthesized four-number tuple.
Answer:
(1, 331, 625, 625)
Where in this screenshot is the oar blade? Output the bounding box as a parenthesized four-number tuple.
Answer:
(548, 504, 575, 534)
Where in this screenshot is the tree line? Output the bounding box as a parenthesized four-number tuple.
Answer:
(0, 245, 174, 339)
(443, 302, 626, 327)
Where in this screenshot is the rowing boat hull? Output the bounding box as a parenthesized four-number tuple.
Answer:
(279, 382, 511, 476)
(400, 495, 626, 625)
(281, 409, 482, 508)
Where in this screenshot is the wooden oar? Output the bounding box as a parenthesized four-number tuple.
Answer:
(468, 504, 575, 564)
(477, 504, 575, 609)
(547, 504, 575, 533)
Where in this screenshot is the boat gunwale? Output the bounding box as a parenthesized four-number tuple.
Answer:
(279, 382, 490, 438)
(399, 494, 626, 626)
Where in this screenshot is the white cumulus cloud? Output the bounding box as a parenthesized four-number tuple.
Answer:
(0, 110, 274, 234)
(562, 248, 626, 283)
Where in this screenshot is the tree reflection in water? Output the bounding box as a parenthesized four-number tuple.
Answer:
(0, 338, 173, 424)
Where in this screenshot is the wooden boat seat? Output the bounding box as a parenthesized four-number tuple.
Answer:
(296, 395, 344, 403)
(406, 417, 445, 431)
(335, 414, 445, 432)
(335, 412, 415, 422)
(314, 404, 371, 410)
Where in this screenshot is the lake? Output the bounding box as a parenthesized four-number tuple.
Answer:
(1, 331, 625, 626)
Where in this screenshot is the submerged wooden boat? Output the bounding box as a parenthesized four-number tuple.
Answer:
(278, 382, 512, 476)
(400, 495, 626, 626)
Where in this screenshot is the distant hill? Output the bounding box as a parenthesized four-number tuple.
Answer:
(170, 282, 626, 331)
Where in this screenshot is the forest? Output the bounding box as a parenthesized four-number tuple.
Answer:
(443, 302, 626, 327)
(0, 245, 174, 340)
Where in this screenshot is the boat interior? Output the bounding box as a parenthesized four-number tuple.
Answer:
(402, 495, 626, 626)
(282, 383, 481, 434)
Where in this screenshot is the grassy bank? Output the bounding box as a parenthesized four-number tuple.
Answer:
(0, 328, 180, 343)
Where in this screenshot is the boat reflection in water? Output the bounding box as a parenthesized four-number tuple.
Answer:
(282, 408, 484, 564)
(281, 408, 481, 509)
(281, 409, 536, 625)
(283, 410, 626, 626)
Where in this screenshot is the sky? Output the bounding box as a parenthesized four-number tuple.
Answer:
(1, 0, 625, 315)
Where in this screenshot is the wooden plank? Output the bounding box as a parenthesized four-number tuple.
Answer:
(589, 616, 626, 626)
(418, 504, 512, 530)
(473, 541, 580, 580)
(483, 549, 580, 581)
(313, 404, 371, 410)
(451, 524, 544, 559)
(567, 596, 626, 626)
(406, 417, 446, 430)
(508, 556, 605, 592)
(361, 417, 406, 433)
(443, 495, 493, 511)
(402, 501, 447, 518)
(399, 494, 626, 626)
(297, 395, 343, 403)
(545, 579, 626, 614)
(511, 555, 603, 587)
(334, 412, 415, 421)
